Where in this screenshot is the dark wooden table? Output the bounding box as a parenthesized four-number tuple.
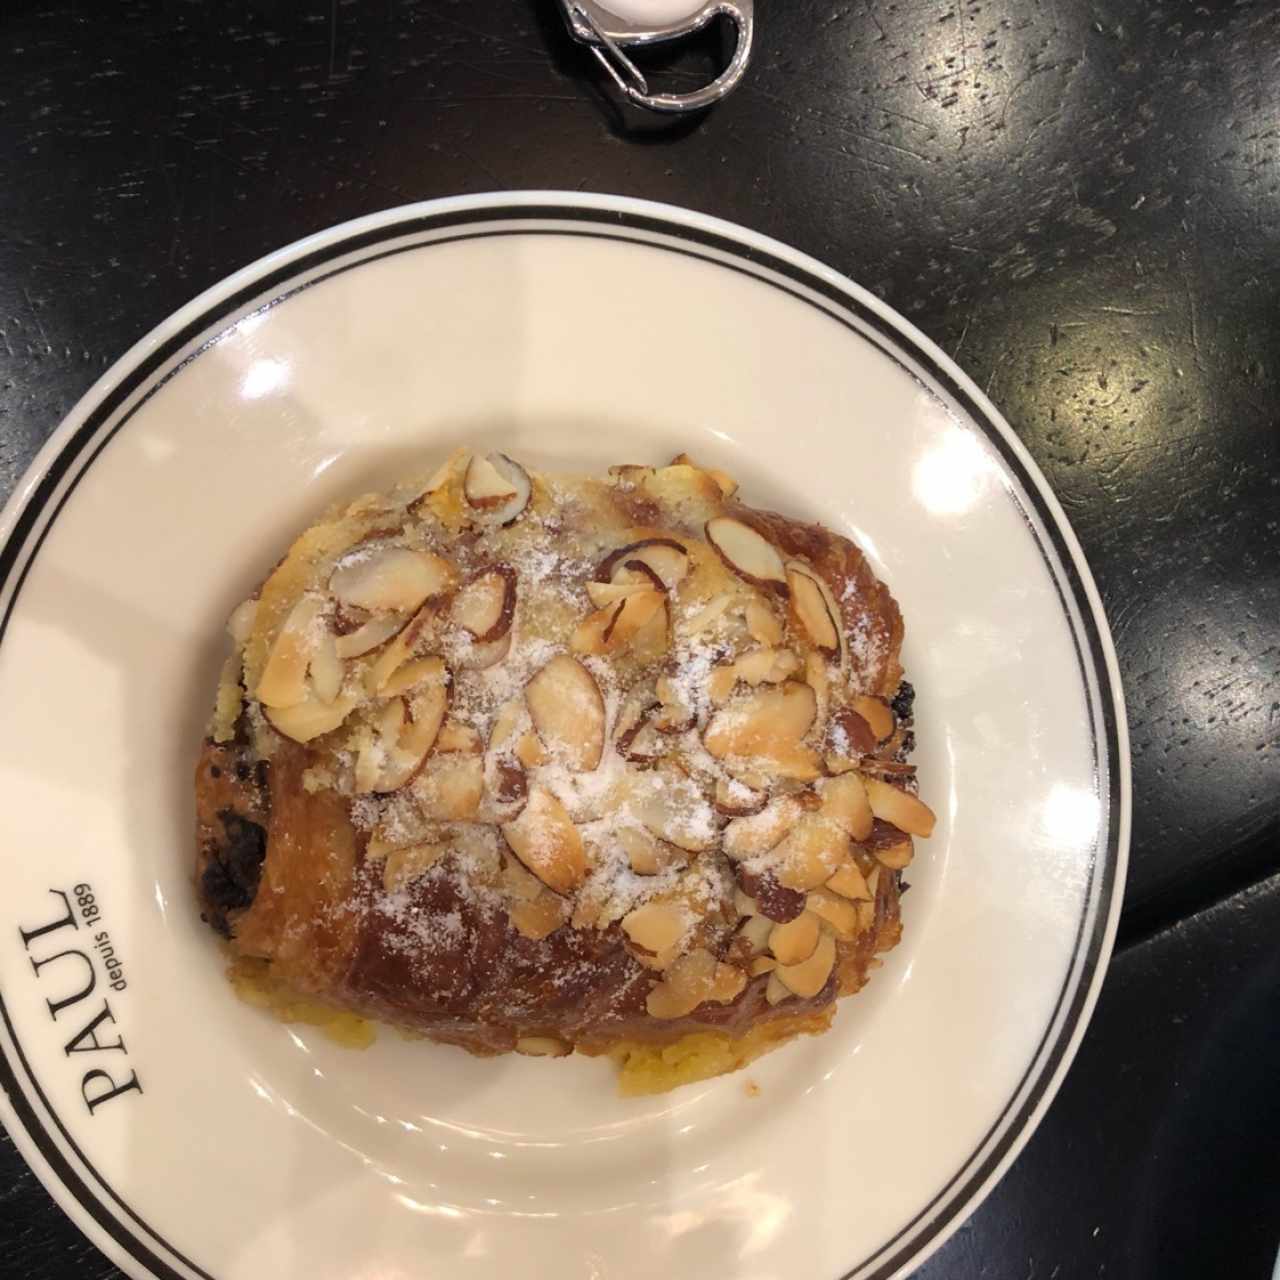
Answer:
(2, 2, 1277, 1276)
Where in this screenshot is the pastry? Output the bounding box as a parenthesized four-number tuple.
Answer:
(194, 450, 934, 1093)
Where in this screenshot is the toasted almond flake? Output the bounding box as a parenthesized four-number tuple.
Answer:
(330, 547, 453, 614)
(585, 581, 651, 609)
(863, 777, 936, 837)
(723, 795, 805, 859)
(873, 836, 915, 869)
(713, 777, 768, 817)
(737, 913, 775, 956)
(856, 900, 876, 933)
(786, 562, 841, 657)
(806, 888, 861, 939)
(463, 453, 531, 524)
(257, 595, 324, 709)
(265, 691, 358, 743)
(749, 955, 777, 976)
(769, 911, 821, 965)
(819, 772, 874, 840)
(773, 814, 850, 891)
(706, 517, 788, 592)
(375, 682, 448, 792)
(744, 598, 783, 646)
(646, 948, 746, 1019)
(382, 841, 448, 894)
(308, 629, 344, 704)
(826, 861, 872, 901)
(381, 654, 447, 698)
(451, 567, 516, 642)
(775, 931, 837, 998)
(455, 628, 513, 671)
(765, 972, 792, 1006)
(411, 752, 483, 818)
(525, 654, 606, 772)
(515, 730, 547, 768)
(515, 1036, 571, 1058)
(501, 788, 586, 894)
(617, 825, 686, 876)
(417, 451, 464, 500)
(684, 591, 737, 636)
(334, 611, 409, 659)
(436, 721, 483, 754)
(866, 865, 882, 898)
(508, 893, 569, 941)
(704, 681, 818, 761)
(734, 888, 760, 917)
(571, 589, 665, 655)
(598, 538, 690, 590)
(623, 769, 719, 853)
(365, 602, 439, 694)
(851, 695, 894, 742)
(621, 901, 690, 958)
(463, 452, 517, 503)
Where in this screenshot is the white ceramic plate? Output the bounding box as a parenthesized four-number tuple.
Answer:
(0, 193, 1129, 1280)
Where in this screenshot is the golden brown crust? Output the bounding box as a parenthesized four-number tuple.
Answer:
(194, 452, 928, 1087)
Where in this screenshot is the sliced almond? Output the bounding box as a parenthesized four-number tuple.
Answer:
(411, 752, 483, 818)
(265, 691, 358, 743)
(769, 911, 821, 965)
(454, 628, 513, 671)
(826, 706, 878, 760)
(737, 913, 775, 956)
(775, 930, 837, 998)
(873, 836, 915, 869)
(257, 595, 324, 709)
(806, 888, 861, 939)
(515, 729, 547, 769)
(415, 450, 464, 502)
(772, 814, 850, 892)
(436, 721, 483, 754)
(515, 1036, 571, 1057)
(786, 562, 841, 658)
(765, 972, 792, 1006)
(308, 629, 344, 704)
(624, 769, 718, 853)
(819, 772, 874, 840)
(704, 680, 818, 763)
(851, 695, 894, 742)
(615, 691, 664, 764)
(525, 654, 605, 772)
(585, 580, 651, 609)
(381, 654, 447, 698)
(863, 777, 936, 838)
(330, 547, 453, 614)
(713, 777, 768, 817)
(501, 788, 586, 894)
(749, 956, 777, 976)
(463, 452, 531, 525)
(617, 825, 686, 876)
(653, 675, 695, 733)
(734, 888, 760, 918)
(744, 598, 784, 646)
(382, 840, 449, 894)
(334, 611, 410, 660)
(645, 948, 746, 1019)
(669, 452, 738, 498)
(508, 894, 568, 942)
(826, 860, 872, 901)
(634, 591, 675, 655)
(571, 589, 665, 656)
(723, 795, 805, 859)
(621, 901, 690, 961)
(856, 899, 877, 934)
(365, 602, 440, 694)
(451, 566, 516, 643)
(376, 682, 449, 792)
(734, 646, 802, 686)
(598, 538, 690, 591)
(684, 591, 737, 636)
(705, 517, 787, 593)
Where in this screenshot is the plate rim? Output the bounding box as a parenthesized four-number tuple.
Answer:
(0, 190, 1132, 1280)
